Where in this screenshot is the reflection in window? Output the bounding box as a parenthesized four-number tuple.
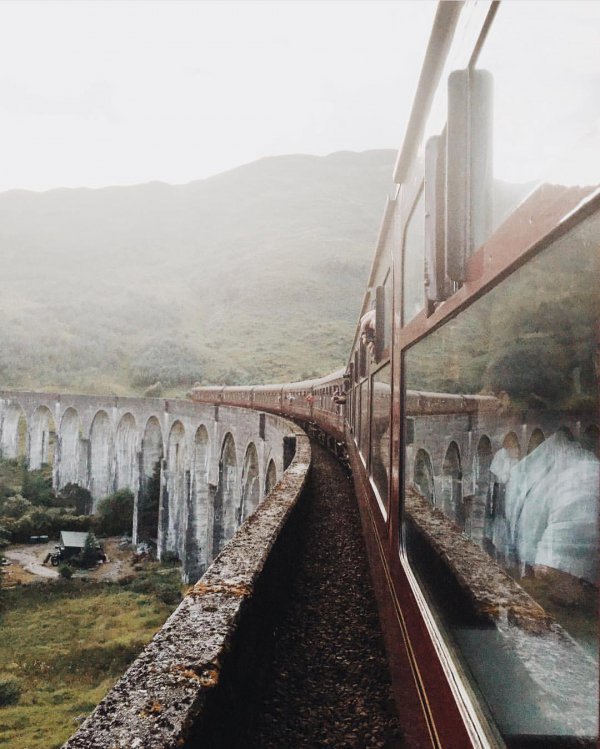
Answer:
(370, 364, 391, 507)
(383, 272, 392, 351)
(403, 213, 599, 745)
(472, 436, 492, 546)
(402, 189, 425, 325)
(526, 428, 545, 455)
(441, 442, 463, 529)
(359, 380, 369, 460)
(353, 385, 360, 441)
(476, 1, 600, 238)
(413, 449, 434, 506)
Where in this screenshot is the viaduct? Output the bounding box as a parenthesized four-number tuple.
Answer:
(0, 390, 293, 581)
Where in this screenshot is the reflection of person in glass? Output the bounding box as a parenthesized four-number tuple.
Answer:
(504, 428, 599, 592)
(486, 434, 519, 561)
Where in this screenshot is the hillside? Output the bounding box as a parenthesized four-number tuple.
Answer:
(0, 150, 395, 395)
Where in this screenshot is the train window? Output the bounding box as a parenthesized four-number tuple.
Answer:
(359, 379, 369, 463)
(403, 212, 599, 745)
(402, 188, 425, 325)
(475, 1, 600, 242)
(382, 271, 392, 353)
(370, 363, 391, 510)
(353, 384, 360, 440)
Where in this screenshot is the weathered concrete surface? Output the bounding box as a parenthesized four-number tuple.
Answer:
(62, 424, 310, 749)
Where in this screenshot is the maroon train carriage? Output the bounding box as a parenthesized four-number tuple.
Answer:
(191, 2, 599, 747)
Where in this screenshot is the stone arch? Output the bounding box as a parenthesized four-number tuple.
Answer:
(185, 424, 211, 581)
(213, 433, 238, 556)
(115, 413, 138, 491)
(265, 458, 277, 496)
(413, 449, 435, 505)
(526, 428, 545, 455)
(441, 442, 463, 528)
(57, 408, 83, 489)
(472, 436, 493, 545)
(89, 410, 114, 508)
(138, 416, 164, 542)
(582, 423, 599, 458)
(240, 442, 260, 522)
(1, 403, 28, 460)
(166, 421, 187, 559)
(503, 431, 521, 460)
(29, 406, 57, 470)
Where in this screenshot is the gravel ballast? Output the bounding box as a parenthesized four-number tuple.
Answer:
(244, 441, 404, 749)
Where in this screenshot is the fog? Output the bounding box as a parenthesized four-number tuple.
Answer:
(0, 0, 435, 192)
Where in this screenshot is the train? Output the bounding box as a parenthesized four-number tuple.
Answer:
(191, 2, 599, 747)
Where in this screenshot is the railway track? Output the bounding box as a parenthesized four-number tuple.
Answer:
(243, 442, 403, 749)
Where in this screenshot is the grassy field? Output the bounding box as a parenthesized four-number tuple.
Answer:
(0, 570, 181, 749)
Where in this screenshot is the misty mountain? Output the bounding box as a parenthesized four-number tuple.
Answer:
(0, 149, 395, 394)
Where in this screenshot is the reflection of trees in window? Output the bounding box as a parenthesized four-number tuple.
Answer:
(403, 214, 599, 414)
(414, 449, 435, 505)
(441, 442, 463, 528)
(527, 428, 545, 455)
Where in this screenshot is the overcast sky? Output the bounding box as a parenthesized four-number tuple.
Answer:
(0, 0, 435, 192)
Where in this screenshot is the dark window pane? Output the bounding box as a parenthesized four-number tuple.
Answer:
(371, 364, 391, 508)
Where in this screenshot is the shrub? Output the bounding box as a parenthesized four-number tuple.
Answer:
(159, 551, 180, 567)
(130, 339, 204, 388)
(58, 484, 93, 515)
(22, 469, 56, 507)
(0, 678, 22, 706)
(0, 494, 32, 519)
(94, 490, 134, 537)
(58, 563, 73, 580)
(80, 532, 101, 568)
(59, 514, 93, 533)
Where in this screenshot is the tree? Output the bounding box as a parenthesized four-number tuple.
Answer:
(22, 469, 56, 507)
(58, 563, 73, 580)
(80, 531, 100, 568)
(94, 489, 134, 537)
(59, 483, 93, 515)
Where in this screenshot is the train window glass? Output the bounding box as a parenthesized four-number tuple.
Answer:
(370, 363, 391, 510)
(475, 1, 600, 241)
(359, 379, 369, 462)
(402, 189, 425, 325)
(353, 385, 360, 443)
(383, 271, 392, 353)
(403, 212, 599, 745)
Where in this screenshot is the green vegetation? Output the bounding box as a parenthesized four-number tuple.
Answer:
(0, 568, 182, 749)
(0, 460, 91, 544)
(0, 678, 21, 707)
(0, 459, 133, 548)
(58, 562, 73, 580)
(0, 150, 394, 394)
(94, 491, 134, 537)
(406, 218, 599, 413)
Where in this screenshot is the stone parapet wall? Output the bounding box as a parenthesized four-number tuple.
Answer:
(62, 422, 310, 749)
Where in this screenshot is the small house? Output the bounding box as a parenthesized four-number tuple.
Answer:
(58, 531, 90, 558)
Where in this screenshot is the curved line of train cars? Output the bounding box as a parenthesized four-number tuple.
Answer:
(191, 2, 599, 747)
